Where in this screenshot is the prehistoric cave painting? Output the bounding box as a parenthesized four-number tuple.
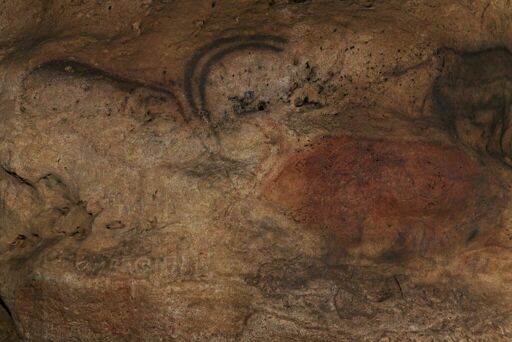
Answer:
(264, 135, 504, 261)
(433, 47, 512, 165)
(30, 60, 178, 98)
(183, 34, 288, 121)
(21, 60, 185, 122)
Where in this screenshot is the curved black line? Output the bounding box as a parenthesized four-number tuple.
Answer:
(184, 35, 288, 115)
(0, 296, 11, 318)
(28, 60, 188, 122)
(35, 60, 173, 96)
(197, 42, 284, 121)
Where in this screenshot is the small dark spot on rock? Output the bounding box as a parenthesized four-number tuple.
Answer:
(467, 228, 479, 242)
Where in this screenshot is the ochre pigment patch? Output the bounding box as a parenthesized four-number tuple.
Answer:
(264, 135, 495, 260)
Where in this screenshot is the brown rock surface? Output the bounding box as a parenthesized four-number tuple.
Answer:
(1, 0, 512, 341)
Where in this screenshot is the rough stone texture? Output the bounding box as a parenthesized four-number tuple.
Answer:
(0, 0, 512, 341)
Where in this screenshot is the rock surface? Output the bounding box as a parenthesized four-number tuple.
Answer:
(1, 0, 512, 340)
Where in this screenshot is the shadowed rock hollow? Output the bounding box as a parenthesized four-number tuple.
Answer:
(1, 0, 512, 341)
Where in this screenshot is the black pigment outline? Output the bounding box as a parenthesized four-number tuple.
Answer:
(198, 43, 284, 121)
(183, 35, 288, 120)
(28, 60, 187, 121)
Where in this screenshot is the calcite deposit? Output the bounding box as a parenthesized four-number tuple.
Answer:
(1, 0, 512, 341)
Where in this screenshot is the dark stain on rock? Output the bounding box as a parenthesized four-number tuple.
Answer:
(433, 47, 512, 165)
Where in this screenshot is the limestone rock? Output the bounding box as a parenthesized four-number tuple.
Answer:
(0, 0, 512, 341)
